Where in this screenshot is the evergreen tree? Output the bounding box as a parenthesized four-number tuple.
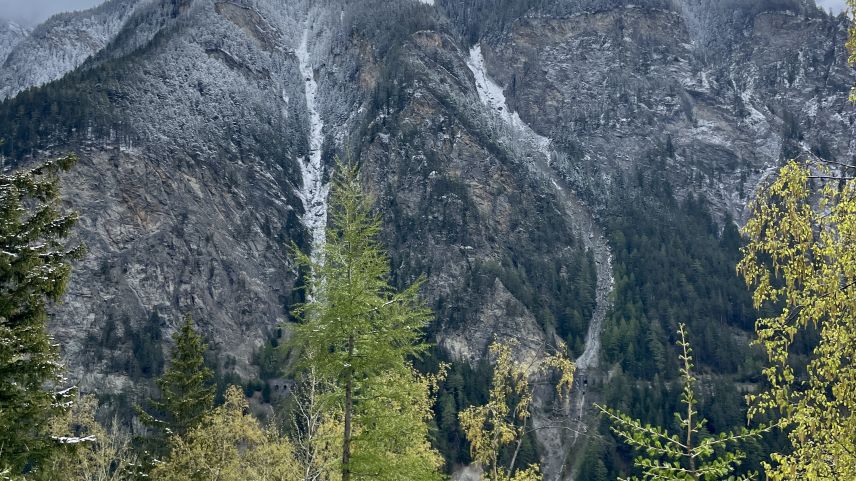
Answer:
(138, 314, 213, 441)
(0, 154, 83, 474)
(292, 161, 441, 481)
(597, 324, 764, 481)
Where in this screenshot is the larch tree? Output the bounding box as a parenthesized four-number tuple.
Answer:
(459, 340, 574, 481)
(347, 366, 446, 481)
(291, 161, 442, 481)
(137, 315, 214, 448)
(0, 154, 83, 475)
(597, 324, 764, 481)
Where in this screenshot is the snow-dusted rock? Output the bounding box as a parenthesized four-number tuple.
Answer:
(0, 19, 29, 66)
(0, 3, 853, 479)
(0, 0, 140, 100)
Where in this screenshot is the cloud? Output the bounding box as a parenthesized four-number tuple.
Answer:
(815, 0, 848, 14)
(0, 0, 105, 26)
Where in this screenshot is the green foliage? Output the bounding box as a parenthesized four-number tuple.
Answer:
(137, 315, 213, 447)
(414, 347, 493, 469)
(738, 160, 856, 479)
(602, 183, 757, 379)
(153, 386, 303, 481)
(468, 249, 597, 357)
(459, 341, 574, 481)
(591, 164, 779, 479)
(36, 395, 137, 481)
(291, 160, 442, 481)
(0, 154, 83, 474)
(598, 324, 765, 481)
(349, 368, 447, 481)
(254, 333, 287, 381)
(292, 160, 431, 387)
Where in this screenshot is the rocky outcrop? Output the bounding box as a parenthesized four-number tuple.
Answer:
(482, 2, 855, 221)
(0, 19, 29, 66)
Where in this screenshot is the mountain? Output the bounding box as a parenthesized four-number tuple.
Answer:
(0, 19, 30, 66)
(0, 0, 853, 479)
(0, 0, 141, 100)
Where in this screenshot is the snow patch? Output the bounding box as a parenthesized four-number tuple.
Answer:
(296, 25, 330, 261)
(467, 45, 552, 164)
(466, 42, 615, 478)
(0, 1, 140, 100)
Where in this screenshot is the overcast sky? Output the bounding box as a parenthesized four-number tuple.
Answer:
(817, 0, 848, 14)
(0, 0, 850, 26)
(0, 0, 105, 26)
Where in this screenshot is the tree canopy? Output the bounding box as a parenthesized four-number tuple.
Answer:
(738, 160, 856, 479)
(598, 324, 764, 481)
(291, 161, 442, 481)
(0, 154, 83, 474)
(153, 385, 303, 481)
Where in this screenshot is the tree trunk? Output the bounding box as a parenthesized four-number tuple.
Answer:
(342, 334, 354, 481)
(507, 415, 528, 475)
(686, 403, 697, 481)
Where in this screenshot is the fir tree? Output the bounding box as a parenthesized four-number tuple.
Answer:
(292, 161, 441, 481)
(0, 154, 83, 474)
(138, 314, 214, 441)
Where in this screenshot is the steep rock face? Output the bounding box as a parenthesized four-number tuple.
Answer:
(482, 2, 855, 220)
(0, 19, 29, 65)
(0, 0, 140, 100)
(5, 0, 315, 392)
(465, 4, 853, 477)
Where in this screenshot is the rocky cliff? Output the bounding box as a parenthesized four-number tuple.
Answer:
(0, 19, 29, 66)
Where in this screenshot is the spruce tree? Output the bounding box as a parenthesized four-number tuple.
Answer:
(292, 161, 441, 481)
(138, 314, 214, 441)
(0, 154, 83, 474)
